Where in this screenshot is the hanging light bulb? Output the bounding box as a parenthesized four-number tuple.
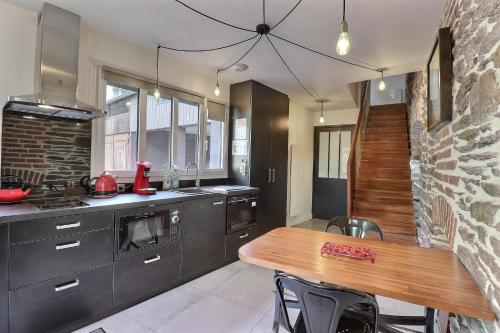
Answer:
(214, 71, 220, 97)
(319, 100, 325, 124)
(154, 44, 161, 100)
(336, 0, 350, 56)
(378, 71, 386, 91)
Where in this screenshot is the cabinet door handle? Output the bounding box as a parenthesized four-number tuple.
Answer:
(56, 221, 81, 230)
(213, 201, 224, 206)
(267, 169, 272, 183)
(56, 240, 80, 250)
(239, 233, 249, 239)
(272, 169, 276, 183)
(144, 255, 161, 264)
(54, 279, 79, 292)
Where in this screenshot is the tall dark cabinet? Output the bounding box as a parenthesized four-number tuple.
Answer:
(0, 224, 7, 333)
(229, 80, 289, 235)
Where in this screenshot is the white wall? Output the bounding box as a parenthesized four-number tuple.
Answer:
(0, 2, 37, 106)
(287, 102, 314, 226)
(314, 108, 359, 126)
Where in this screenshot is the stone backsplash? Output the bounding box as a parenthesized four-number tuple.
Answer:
(406, 0, 500, 331)
(1, 111, 91, 191)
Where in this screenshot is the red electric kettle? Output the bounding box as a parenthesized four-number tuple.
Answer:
(0, 176, 31, 203)
(82, 172, 118, 198)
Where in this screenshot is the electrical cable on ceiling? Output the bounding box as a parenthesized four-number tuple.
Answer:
(265, 35, 318, 100)
(218, 35, 263, 73)
(270, 0, 303, 31)
(160, 0, 386, 105)
(158, 34, 259, 53)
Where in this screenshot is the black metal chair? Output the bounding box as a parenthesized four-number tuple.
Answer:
(325, 216, 384, 241)
(274, 272, 379, 333)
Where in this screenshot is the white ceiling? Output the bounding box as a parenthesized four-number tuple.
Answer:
(5, 0, 444, 110)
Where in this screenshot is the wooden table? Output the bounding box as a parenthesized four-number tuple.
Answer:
(239, 228, 495, 331)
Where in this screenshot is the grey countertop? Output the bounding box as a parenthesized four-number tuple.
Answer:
(0, 185, 259, 224)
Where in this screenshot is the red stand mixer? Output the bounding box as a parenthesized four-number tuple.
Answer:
(133, 161, 157, 195)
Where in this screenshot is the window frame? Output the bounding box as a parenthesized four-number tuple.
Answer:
(92, 68, 228, 182)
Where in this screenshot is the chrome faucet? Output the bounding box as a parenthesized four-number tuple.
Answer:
(186, 162, 200, 189)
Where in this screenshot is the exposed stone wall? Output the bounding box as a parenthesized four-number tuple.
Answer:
(406, 0, 500, 331)
(1, 111, 91, 190)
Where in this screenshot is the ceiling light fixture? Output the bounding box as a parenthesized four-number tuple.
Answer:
(154, 44, 161, 100)
(214, 71, 221, 97)
(316, 99, 329, 124)
(234, 63, 249, 72)
(378, 71, 386, 91)
(336, 0, 350, 56)
(157, 0, 385, 107)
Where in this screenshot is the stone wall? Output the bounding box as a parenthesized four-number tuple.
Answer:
(1, 111, 91, 190)
(406, 0, 500, 331)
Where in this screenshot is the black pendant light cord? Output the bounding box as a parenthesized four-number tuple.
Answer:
(269, 33, 381, 73)
(343, 0, 346, 21)
(266, 35, 318, 100)
(156, 44, 160, 88)
(263, 0, 266, 24)
(174, 0, 254, 33)
(158, 34, 258, 53)
(270, 0, 303, 31)
(218, 35, 263, 74)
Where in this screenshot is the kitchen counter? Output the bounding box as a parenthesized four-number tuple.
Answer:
(0, 186, 259, 224)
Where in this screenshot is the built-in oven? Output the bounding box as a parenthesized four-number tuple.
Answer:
(115, 204, 181, 260)
(226, 194, 257, 234)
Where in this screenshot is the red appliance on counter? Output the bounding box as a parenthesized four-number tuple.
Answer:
(88, 172, 118, 198)
(133, 161, 157, 195)
(0, 176, 31, 203)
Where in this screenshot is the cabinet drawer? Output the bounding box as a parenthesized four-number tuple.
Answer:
(10, 228, 113, 289)
(11, 210, 114, 244)
(225, 226, 258, 261)
(114, 245, 180, 305)
(9, 264, 113, 333)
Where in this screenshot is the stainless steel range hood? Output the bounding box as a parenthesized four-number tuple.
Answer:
(3, 3, 104, 120)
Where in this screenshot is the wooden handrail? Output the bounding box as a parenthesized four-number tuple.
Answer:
(347, 81, 371, 216)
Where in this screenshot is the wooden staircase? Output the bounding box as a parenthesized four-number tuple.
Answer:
(351, 104, 417, 244)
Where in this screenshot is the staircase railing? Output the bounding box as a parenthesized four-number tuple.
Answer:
(347, 81, 371, 216)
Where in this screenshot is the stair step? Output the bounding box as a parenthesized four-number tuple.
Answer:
(366, 127, 408, 134)
(353, 200, 414, 214)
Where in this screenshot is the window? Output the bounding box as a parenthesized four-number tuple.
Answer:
(98, 69, 226, 179)
(317, 128, 352, 179)
(146, 95, 172, 170)
(177, 100, 199, 169)
(205, 102, 225, 170)
(104, 83, 139, 171)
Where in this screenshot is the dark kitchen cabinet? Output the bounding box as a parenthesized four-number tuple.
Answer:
(225, 226, 258, 261)
(181, 196, 226, 279)
(10, 228, 113, 289)
(9, 264, 113, 333)
(229, 80, 289, 235)
(114, 245, 181, 305)
(0, 224, 8, 333)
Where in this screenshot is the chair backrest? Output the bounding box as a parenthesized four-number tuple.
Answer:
(274, 273, 379, 333)
(325, 216, 383, 241)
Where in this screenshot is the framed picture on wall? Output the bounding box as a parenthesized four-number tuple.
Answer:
(427, 27, 453, 132)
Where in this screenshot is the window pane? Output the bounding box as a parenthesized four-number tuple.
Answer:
(105, 83, 138, 170)
(146, 95, 172, 170)
(318, 132, 329, 178)
(177, 100, 199, 169)
(205, 102, 225, 169)
(329, 131, 340, 179)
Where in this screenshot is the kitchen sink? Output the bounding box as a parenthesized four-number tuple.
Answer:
(173, 188, 212, 195)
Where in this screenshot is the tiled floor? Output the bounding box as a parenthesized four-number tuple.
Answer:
(75, 259, 428, 333)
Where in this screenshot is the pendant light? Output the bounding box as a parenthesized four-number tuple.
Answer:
(214, 70, 221, 97)
(317, 99, 326, 124)
(154, 44, 161, 100)
(378, 71, 386, 91)
(336, 0, 350, 56)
